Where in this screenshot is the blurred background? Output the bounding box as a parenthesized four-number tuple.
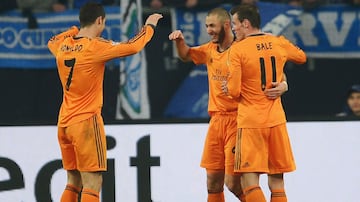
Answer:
(0, 0, 359, 125)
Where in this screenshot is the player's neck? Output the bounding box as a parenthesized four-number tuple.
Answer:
(218, 33, 234, 52)
(245, 28, 261, 37)
(76, 26, 98, 39)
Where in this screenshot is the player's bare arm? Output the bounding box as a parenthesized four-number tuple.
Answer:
(168, 30, 192, 62)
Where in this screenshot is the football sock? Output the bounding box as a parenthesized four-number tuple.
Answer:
(60, 184, 81, 202)
(271, 189, 287, 202)
(243, 185, 266, 202)
(208, 191, 225, 202)
(81, 188, 100, 202)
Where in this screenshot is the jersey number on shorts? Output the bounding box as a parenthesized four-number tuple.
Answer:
(259, 56, 276, 91)
(64, 58, 76, 91)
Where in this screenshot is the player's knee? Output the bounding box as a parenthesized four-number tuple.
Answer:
(224, 174, 242, 196)
(268, 173, 284, 190)
(81, 171, 103, 192)
(225, 180, 241, 195)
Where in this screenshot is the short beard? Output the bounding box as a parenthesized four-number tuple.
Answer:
(215, 26, 226, 44)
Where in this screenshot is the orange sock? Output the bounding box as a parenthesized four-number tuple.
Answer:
(243, 185, 266, 202)
(81, 188, 100, 202)
(60, 184, 81, 202)
(208, 192, 225, 202)
(271, 189, 287, 202)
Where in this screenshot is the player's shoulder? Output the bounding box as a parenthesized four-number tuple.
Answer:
(230, 39, 244, 50)
(94, 37, 112, 43)
(199, 41, 215, 49)
(93, 37, 120, 47)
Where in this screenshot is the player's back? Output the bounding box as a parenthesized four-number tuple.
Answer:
(56, 36, 106, 127)
(228, 34, 305, 128)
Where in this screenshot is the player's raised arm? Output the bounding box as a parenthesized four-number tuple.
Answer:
(95, 13, 163, 61)
(168, 30, 192, 62)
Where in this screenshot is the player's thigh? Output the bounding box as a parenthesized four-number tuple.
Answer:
(58, 126, 77, 170)
(268, 124, 296, 173)
(234, 128, 269, 173)
(224, 115, 237, 175)
(69, 114, 107, 172)
(201, 116, 226, 169)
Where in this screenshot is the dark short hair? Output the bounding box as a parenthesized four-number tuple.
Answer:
(208, 7, 231, 23)
(347, 84, 360, 98)
(230, 4, 261, 29)
(79, 2, 105, 28)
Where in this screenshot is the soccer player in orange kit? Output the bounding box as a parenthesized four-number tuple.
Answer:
(169, 7, 288, 202)
(47, 2, 162, 202)
(224, 4, 307, 202)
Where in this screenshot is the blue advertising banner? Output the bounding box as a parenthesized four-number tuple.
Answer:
(171, 2, 360, 58)
(0, 7, 121, 68)
(281, 4, 360, 58)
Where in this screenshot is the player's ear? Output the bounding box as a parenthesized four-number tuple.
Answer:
(243, 19, 250, 28)
(96, 16, 103, 25)
(224, 19, 231, 28)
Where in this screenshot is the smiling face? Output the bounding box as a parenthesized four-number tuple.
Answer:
(205, 14, 226, 44)
(348, 92, 360, 116)
(231, 13, 246, 41)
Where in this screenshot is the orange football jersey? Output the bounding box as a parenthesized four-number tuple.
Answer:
(48, 25, 154, 126)
(227, 34, 306, 128)
(189, 42, 238, 114)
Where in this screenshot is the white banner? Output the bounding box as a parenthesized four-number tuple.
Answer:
(116, 0, 150, 119)
(1, 121, 360, 202)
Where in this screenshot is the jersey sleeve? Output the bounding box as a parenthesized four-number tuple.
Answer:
(188, 43, 210, 65)
(226, 43, 242, 99)
(92, 25, 155, 62)
(47, 26, 79, 56)
(279, 35, 307, 64)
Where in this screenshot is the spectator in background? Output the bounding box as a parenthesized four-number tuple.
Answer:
(336, 84, 360, 118)
(72, 0, 119, 9)
(0, 0, 18, 13)
(165, 0, 223, 9)
(16, 0, 68, 29)
(17, 0, 68, 12)
(327, 0, 360, 6)
(142, 0, 165, 10)
(1, 0, 68, 14)
(239, 0, 258, 4)
(286, 0, 326, 10)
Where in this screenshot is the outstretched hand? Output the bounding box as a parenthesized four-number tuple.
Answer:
(145, 13, 163, 27)
(168, 30, 184, 41)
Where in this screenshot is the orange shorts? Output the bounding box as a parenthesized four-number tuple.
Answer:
(234, 123, 296, 174)
(58, 113, 107, 172)
(201, 111, 237, 174)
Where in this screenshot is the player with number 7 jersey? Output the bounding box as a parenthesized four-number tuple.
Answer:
(47, 3, 163, 202)
(48, 21, 159, 127)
